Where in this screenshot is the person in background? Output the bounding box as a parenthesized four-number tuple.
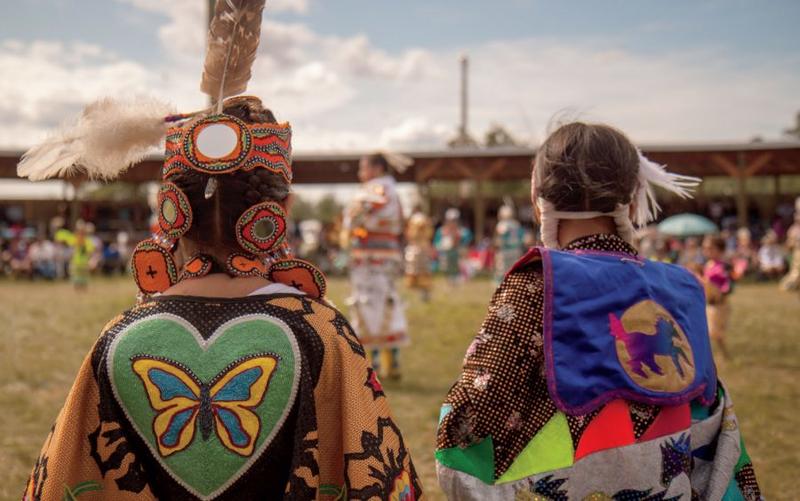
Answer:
(678, 236, 704, 268)
(731, 227, 756, 280)
(780, 197, 800, 291)
(434, 208, 472, 285)
(757, 230, 785, 280)
(29, 237, 57, 280)
(493, 204, 526, 283)
(55, 220, 96, 290)
(343, 152, 409, 380)
(404, 206, 434, 301)
(702, 235, 733, 358)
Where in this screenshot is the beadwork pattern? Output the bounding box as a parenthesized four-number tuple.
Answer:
(157, 182, 193, 240)
(235, 202, 287, 256)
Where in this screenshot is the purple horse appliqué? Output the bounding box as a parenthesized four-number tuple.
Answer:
(609, 313, 692, 379)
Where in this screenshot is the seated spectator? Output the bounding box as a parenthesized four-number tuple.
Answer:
(758, 230, 786, 279)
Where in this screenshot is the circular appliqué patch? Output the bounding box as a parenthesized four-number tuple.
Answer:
(267, 258, 327, 298)
(235, 202, 287, 256)
(610, 299, 695, 393)
(157, 183, 193, 240)
(183, 114, 252, 174)
(132, 239, 179, 294)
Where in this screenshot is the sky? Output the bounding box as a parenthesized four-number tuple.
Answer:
(0, 0, 799, 153)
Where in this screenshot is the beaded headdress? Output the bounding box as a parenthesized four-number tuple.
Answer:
(17, 0, 327, 298)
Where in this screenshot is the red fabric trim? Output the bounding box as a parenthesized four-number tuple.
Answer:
(638, 404, 691, 443)
(574, 399, 635, 461)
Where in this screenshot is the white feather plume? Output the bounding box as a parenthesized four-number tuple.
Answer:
(633, 150, 701, 226)
(18, 96, 174, 181)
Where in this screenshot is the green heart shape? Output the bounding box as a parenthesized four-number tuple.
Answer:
(108, 313, 300, 500)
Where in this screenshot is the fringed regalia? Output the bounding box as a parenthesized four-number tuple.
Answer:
(436, 234, 760, 500)
(20, 1, 421, 499)
(404, 211, 434, 292)
(344, 175, 409, 350)
(24, 292, 421, 501)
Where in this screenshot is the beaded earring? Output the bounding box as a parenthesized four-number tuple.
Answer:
(180, 254, 214, 280)
(235, 201, 287, 256)
(157, 182, 193, 240)
(131, 239, 179, 294)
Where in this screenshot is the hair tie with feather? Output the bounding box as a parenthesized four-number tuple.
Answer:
(633, 150, 701, 227)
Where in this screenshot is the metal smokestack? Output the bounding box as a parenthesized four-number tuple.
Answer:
(459, 54, 469, 138)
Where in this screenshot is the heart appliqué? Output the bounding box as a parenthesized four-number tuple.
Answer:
(108, 313, 301, 500)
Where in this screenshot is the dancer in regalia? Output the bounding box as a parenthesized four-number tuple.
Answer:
(19, 3, 421, 500)
(404, 207, 434, 301)
(779, 197, 800, 291)
(493, 204, 526, 283)
(343, 152, 409, 380)
(436, 122, 760, 499)
(434, 208, 471, 285)
(54, 220, 96, 290)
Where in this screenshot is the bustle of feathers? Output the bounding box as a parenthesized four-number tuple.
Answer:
(200, 0, 266, 111)
(17, 97, 174, 181)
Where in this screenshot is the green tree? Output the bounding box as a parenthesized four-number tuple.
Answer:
(315, 195, 343, 224)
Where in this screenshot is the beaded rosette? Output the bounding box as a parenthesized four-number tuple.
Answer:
(131, 111, 326, 299)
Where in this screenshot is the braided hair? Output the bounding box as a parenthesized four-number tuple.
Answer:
(170, 96, 290, 260)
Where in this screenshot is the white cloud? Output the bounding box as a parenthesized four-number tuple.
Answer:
(0, 6, 798, 153)
(379, 118, 452, 150)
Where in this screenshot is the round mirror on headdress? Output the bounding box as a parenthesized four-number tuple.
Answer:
(183, 115, 252, 174)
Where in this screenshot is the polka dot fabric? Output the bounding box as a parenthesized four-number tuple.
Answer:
(437, 234, 668, 479)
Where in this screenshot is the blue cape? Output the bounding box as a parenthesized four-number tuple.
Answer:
(524, 248, 717, 415)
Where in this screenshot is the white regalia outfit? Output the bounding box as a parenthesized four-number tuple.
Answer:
(344, 174, 409, 377)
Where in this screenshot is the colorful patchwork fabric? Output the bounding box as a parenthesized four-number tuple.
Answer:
(23, 294, 422, 500)
(436, 234, 760, 500)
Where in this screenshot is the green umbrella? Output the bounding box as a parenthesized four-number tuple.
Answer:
(657, 213, 719, 237)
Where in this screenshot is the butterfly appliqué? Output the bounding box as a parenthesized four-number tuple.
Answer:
(131, 353, 279, 457)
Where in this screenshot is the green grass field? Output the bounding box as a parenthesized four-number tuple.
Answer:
(0, 277, 797, 500)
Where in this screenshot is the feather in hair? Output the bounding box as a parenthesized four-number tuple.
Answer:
(633, 150, 701, 226)
(201, 0, 266, 113)
(18, 96, 174, 181)
(379, 150, 414, 174)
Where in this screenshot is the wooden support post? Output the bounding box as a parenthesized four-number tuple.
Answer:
(736, 152, 748, 229)
(474, 178, 485, 241)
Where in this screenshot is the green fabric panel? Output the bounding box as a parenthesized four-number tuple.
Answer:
(435, 436, 496, 485)
(690, 399, 711, 420)
(496, 412, 574, 484)
(722, 478, 746, 501)
(734, 436, 752, 473)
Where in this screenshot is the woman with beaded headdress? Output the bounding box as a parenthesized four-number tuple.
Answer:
(435, 122, 760, 499)
(18, 3, 421, 500)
